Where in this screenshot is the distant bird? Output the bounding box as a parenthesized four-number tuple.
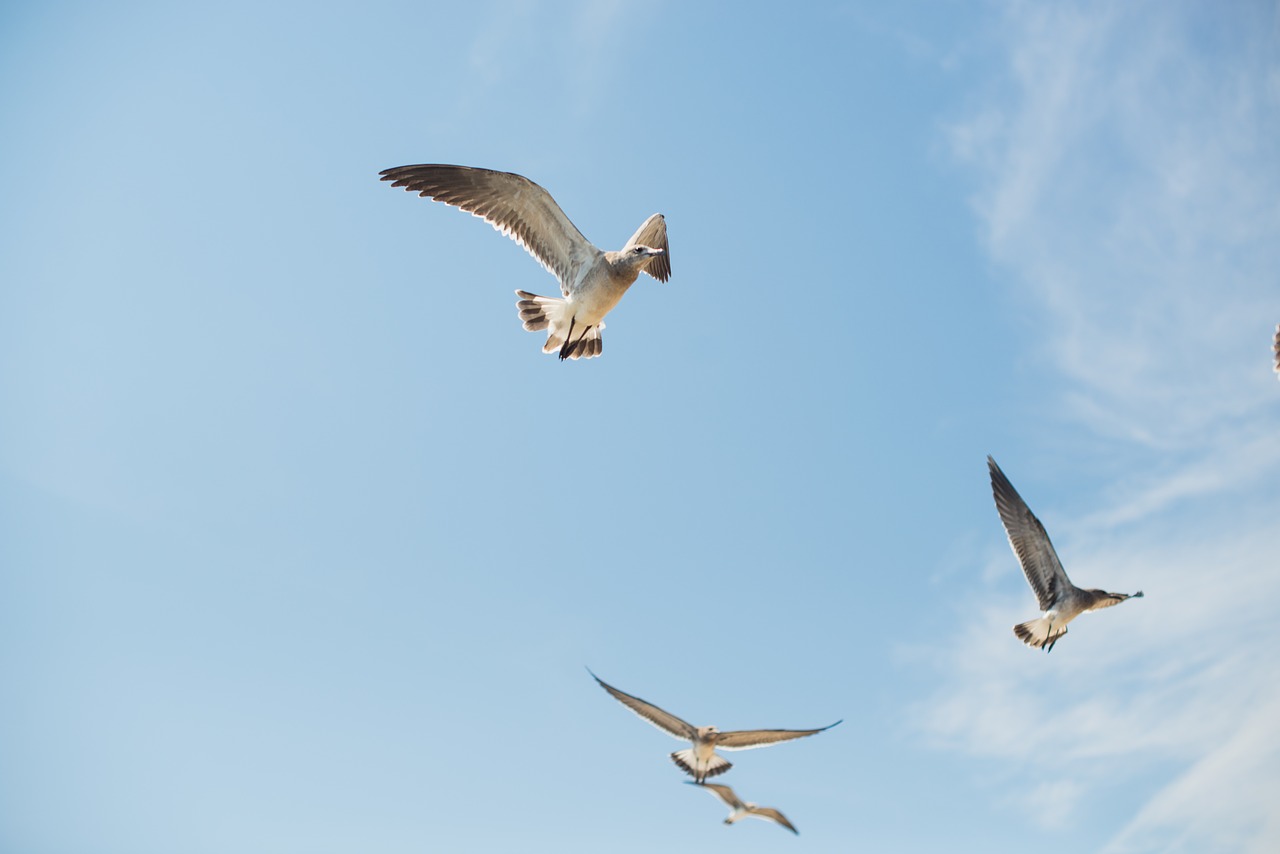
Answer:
(1273, 324, 1279, 378)
(588, 669, 841, 782)
(687, 782, 799, 835)
(988, 456, 1143, 652)
(379, 164, 670, 360)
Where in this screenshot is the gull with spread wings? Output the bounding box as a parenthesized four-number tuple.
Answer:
(588, 669, 840, 782)
(379, 164, 670, 360)
(686, 782, 800, 835)
(988, 456, 1143, 652)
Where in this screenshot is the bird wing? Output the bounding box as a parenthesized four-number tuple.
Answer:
(988, 456, 1073, 611)
(714, 720, 842, 751)
(687, 781, 743, 809)
(748, 807, 799, 834)
(587, 669, 696, 741)
(379, 164, 599, 290)
(622, 213, 671, 282)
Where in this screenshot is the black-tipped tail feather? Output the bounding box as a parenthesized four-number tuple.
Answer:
(1014, 617, 1068, 652)
(559, 328, 601, 360)
(671, 749, 731, 783)
(515, 290, 550, 331)
(513, 290, 603, 360)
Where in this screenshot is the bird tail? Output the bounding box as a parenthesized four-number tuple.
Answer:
(1013, 617, 1068, 652)
(514, 290, 603, 360)
(671, 749, 731, 782)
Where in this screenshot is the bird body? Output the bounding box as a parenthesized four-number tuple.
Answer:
(671, 729, 733, 782)
(587, 669, 840, 782)
(988, 456, 1143, 652)
(379, 164, 669, 360)
(687, 782, 799, 834)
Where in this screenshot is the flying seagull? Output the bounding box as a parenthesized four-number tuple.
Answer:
(686, 782, 799, 835)
(587, 669, 840, 782)
(379, 164, 670, 360)
(988, 456, 1143, 652)
(1273, 324, 1279, 378)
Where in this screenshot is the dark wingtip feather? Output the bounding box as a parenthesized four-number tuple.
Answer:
(987, 455, 1010, 489)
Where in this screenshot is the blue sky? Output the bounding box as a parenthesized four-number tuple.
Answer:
(2, 2, 1278, 852)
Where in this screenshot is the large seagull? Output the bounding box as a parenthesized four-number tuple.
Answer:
(379, 164, 670, 360)
(988, 456, 1143, 652)
(588, 669, 840, 782)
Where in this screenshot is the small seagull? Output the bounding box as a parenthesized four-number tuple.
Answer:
(988, 456, 1144, 652)
(687, 781, 799, 835)
(1273, 324, 1279, 378)
(379, 164, 670, 360)
(588, 669, 841, 782)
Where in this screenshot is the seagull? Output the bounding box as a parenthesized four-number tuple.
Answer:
(379, 164, 670, 360)
(588, 669, 841, 782)
(687, 782, 799, 834)
(1273, 324, 1279, 378)
(988, 456, 1143, 652)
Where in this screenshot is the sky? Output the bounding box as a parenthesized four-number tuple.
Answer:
(1, 1, 1278, 852)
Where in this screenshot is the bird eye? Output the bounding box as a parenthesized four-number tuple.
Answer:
(633, 246, 644, 253)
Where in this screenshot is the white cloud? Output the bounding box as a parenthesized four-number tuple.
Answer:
(1101, 701, 1280, 854)
(920, 1, 1280, 850)
(1007, 779, 1085, 831)
(950, 1, 1280, 449)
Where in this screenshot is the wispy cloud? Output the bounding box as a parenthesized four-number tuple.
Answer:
(1007, 779, 1084, 831)
(1102, 701, 1280, 854)
(950, 1, 1280, 449)
(919, 1, 1280, 848)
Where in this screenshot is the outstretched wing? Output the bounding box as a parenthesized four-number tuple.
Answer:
(687, 781, 743, 809)
(622, 213, 671, 282)
(988, 456, 1073, 611)
(715, 720, 842, 751)
(379, 164, 599, 290)
(587, 669, 696, 741)
(749, 807, 799, 835)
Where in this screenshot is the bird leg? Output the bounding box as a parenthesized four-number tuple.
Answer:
(558, 316, 578, 360)
(568, 324, 591, 358)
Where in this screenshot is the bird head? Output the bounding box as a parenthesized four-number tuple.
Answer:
(1096, 589, 1141, 602)
(625, 244, 664, 267)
